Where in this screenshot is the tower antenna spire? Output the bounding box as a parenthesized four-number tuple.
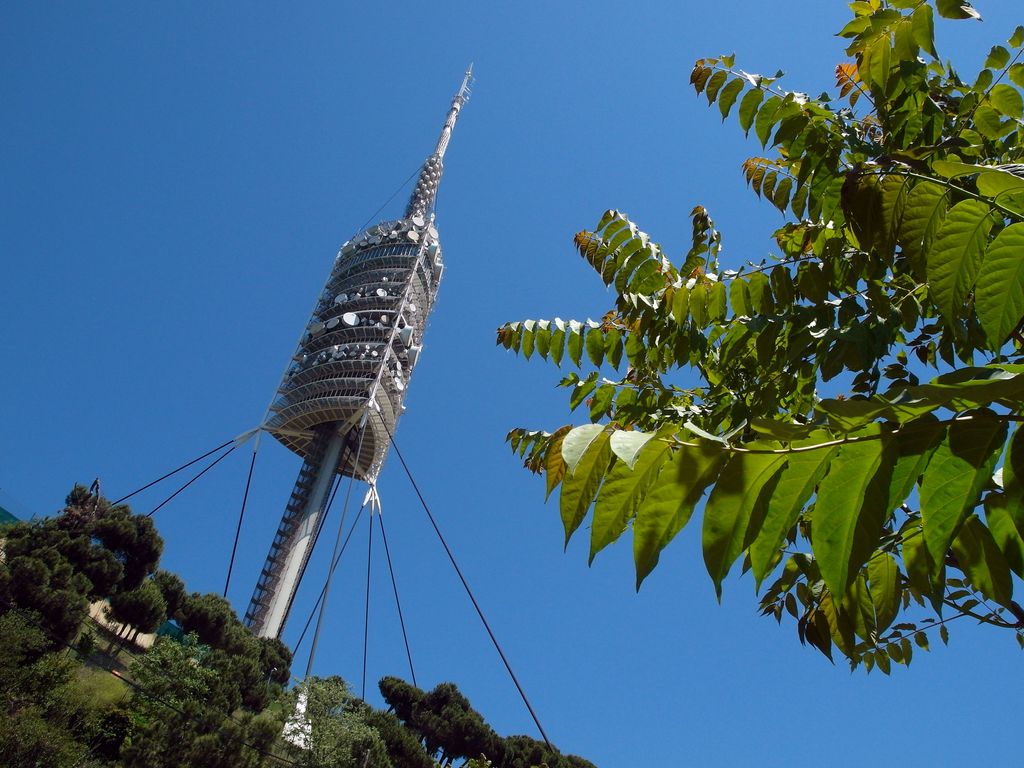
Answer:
(405, 64, 474, 219)
(245, 70, 470, 640)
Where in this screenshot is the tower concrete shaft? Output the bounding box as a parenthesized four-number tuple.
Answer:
(245, 68, 472, 639)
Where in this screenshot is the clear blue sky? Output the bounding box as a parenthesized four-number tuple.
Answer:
(3, 2, 1022, 766)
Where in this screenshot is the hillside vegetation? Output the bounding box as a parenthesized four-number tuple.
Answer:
(0, 486, 593, 768)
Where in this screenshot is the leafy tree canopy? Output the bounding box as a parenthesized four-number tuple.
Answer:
(108, 579, 167, 638)
(379, 677, 595, 768)
(0, 485, 296, 766)
(499, 0, 1024, 671)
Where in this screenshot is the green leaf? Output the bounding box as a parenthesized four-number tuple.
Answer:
(738, 88, 765, 135)
(806, 609, 834, 662)
(911, 4, 937, 58)
(893, 18, 919, 63)
(985, 45, 1011, 70)
(877, 174, 912, 255)
(671, 286, 690, 324)
(908, 366, 1024, 412)
(920, 414, 1008, 575)
(545, 427, 571, 501)
(842, 171, 883, 252)
(812, 437, 895, 596)
(931, 159, 978, 179)
(559, 428, 611, 546)
(886, 416, 945, 512)
(862, 34, 892, 91)
(974, 105, 1007, 140)
(521, 321, 536, 360)
(819, 591, 856, 657)
(702, 447, 788, 597)
(755, 95, 783, 147)
(534, 325, 550, 359)
(633, 442, 726, 588)
(951, 513, 1014, 607)
(935, 0, 981, 21)
(605, 327, 623, 369)
(550, 325, 565, 366)
(876, 648, 892, 674)
(1009, 63, 1024, 90)
(708, 281, 728, 322)
(927, 199, 996, 324)
(567, 326, 584, 366)
(748, 418, 816, 442)
(902, 525, 942, 601)
(589, 383, 615, 420)
(747, 272, 773, 313)
(1002, 424, 1024, 537)
(705, 70, 727, 104)
(838, 16, 871, 38)
(562, 424, 606, 474)
(772, 177, 794, 213)
(569, 373, 597, 411)
(585, 327, 605, 367)
(975, 223, 1024, 348)
(868, 552, 901, 633)
(815, 398, 893, 432)
(976, 169, 1024, 199)
(749, 442, 837, 586)
(844, 571, 876, 642)
(609, 429, 657, 469)
(729, 278, 751, 317)
(985, 493, 1024, 578)
(899, 180, 947, 275)
(689, 283, 708, 328)
(590, 430, 675, 563)
(718, 78, 744, 120)
(988, 84, 1023, 119)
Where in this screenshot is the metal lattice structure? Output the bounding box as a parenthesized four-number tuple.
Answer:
(245, 68, 472, 639)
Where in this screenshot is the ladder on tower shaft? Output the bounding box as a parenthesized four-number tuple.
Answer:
(244, 425, 339, 631)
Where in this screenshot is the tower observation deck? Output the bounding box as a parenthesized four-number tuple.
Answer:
(245, 68, 472, 639)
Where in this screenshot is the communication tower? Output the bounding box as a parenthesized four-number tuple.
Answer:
(245, 68, 472, 639)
